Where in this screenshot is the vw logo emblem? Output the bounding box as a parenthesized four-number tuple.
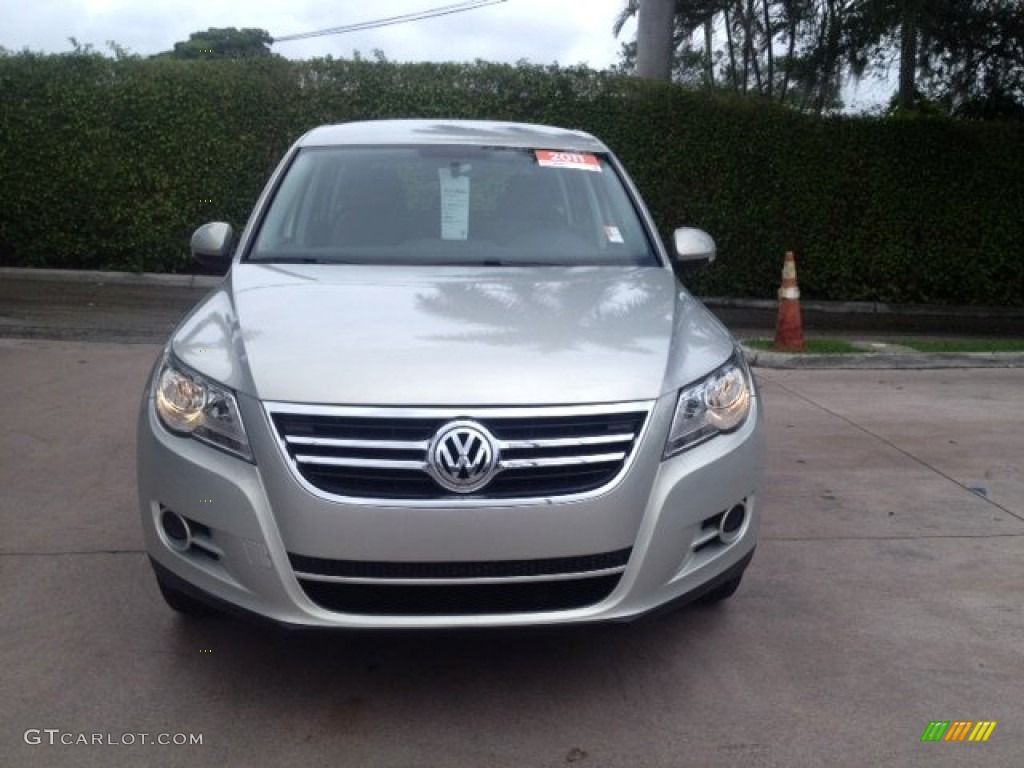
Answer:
(428, 421, 499, 493)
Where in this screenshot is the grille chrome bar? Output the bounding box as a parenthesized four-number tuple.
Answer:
(293, 564, 628, 586)
(499, 453, 625, 469)
(497, 434, 635, 450)
(288, 546, 631, 580)
(286, 436, 429, 451)
(294, 454, 428, 470)
(286, 434, 633, 451)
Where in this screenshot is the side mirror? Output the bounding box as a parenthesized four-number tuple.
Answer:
(672, 227, 716, 269)
(191, 222, 234, 273)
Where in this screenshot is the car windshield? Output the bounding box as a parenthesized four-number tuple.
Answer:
(247, 146, 659, 267)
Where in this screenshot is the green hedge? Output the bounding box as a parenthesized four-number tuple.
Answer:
(1, 53, 1022, 305)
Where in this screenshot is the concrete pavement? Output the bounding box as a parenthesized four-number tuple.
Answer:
(1, 338, 1021, 767)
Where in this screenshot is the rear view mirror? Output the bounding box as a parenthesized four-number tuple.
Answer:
(673, 228, 716, 269)
(191, 222, 234, 273)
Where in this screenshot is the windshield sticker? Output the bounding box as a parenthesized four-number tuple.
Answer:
(604, 225, 624, 244)
(535, 150, 602, 172)
(438, 167, 470, 240)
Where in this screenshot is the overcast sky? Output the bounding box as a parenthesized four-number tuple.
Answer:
(0, 0, 635, 68)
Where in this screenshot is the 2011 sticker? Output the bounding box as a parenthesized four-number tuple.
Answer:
(535, 150, 602, 172)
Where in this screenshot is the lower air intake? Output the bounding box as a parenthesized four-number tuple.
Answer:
(297, 574, 621, 616)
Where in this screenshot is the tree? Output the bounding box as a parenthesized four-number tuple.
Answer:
(614, 0, 1024, 117)
(616, 0, 726, 86)
(615, 0, 847, 109)
(843, 0, 1024, 115)
(161, 28, 275, 59)
(918, 1, 1023, 117)
(841, 0, 938, 110)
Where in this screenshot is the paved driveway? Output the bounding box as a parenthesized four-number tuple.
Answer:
(1, 338, 1021, 767)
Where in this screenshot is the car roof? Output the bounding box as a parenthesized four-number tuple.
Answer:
(297, 119, 608, 153)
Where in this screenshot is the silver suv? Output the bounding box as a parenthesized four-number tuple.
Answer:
(137, 120, 764, 628)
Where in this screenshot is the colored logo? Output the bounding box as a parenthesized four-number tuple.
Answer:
(921, 721, 997, 742)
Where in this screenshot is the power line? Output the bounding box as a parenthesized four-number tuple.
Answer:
(273, 0, 508, 44)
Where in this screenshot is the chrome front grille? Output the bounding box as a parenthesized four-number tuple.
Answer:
(265, 402, 652, 503)
(288, 547, 632, 615)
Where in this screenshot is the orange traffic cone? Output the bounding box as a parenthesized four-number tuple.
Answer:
(773, 251, 805, 352)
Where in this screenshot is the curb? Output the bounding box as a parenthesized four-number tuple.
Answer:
(0, 267, 221, 289)
(741, 344, 1024, 370)
(702, 296, 1024, 320)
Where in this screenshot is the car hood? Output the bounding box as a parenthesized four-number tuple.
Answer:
(171, 263, 735, 406)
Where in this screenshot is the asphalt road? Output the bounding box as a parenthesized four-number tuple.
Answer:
(0, 276, 210, 344)
(1, 335, 1022, 768)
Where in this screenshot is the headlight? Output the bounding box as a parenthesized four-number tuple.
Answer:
(153, 355, 253, 462)
(663, 351, 753, 458)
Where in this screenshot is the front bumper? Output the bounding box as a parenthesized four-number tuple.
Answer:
(137, 378, 764, 629)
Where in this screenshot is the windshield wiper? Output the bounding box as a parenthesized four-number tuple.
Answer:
(426, 259, 569, 267)
(248, 257, 346, 265)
